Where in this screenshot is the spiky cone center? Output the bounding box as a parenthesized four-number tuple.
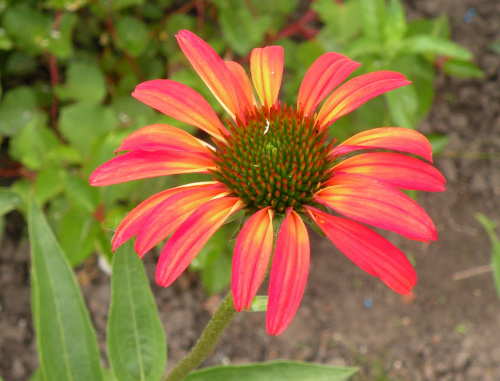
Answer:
(212, 104, 335, 215)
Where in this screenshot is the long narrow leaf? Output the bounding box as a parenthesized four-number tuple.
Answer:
(476, 213, 500, 299)
(107, 242, 167, 381)
(0, 188, 23, 216)
(185, 361, 357, 381)
(28, 197, 103, 381)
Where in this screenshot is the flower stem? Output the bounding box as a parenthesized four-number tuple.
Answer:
(163, 292, 238, 381)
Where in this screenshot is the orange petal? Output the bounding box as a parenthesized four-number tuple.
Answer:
(89, 150, 214, 186)
(297, 52, 361, 115)
(316, 173, 437, 242)
(135, 186, 229, 256)
(317, 71, 411, 128)
(155, 197, 244, 287)
(267, 209, 310, 335)
(226, 61, 255, 115)
(176, 30, 241, 119)
(331, 127, 434, 162)
(333, 152, 445, 191)
(232, 208, 274, 311)
(250, 46, 284, 108)
(116, 123, 213, 155)
(111, 182, 218, 251)
(132, 79, 227, 140)
(306, 207, 417, 294)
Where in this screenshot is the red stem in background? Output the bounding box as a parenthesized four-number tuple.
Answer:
(272, 9, 318, 42)
(105, 12, 145, 82)
(195, 0, 205, 32)
(48, 10, 62, 131)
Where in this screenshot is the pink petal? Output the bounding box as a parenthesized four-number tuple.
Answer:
(89, 150, 214, 186)
(176, 30, 241, 119)
(316, 173, 437, 242)
(132, 79, 227, 140)
(155, 197, 244, 287)
(330, 127, 434, 162)
(111, 182, 218, 251)
(135, 186, 229, 257)
(250, 46, 284, 108)
(116, 123, 214, 155)
(297, 52, 361, 115)
(317, 71, 411, 128)
(306, 207, 417, 294)
(267, 209, 310, 336)
(232, 208, 274, 311)
(333, 152, 446, 191)
(226, 61, 255, 115)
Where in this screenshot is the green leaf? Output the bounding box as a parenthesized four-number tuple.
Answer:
(46, 12, 77, 58)
(385, 85, 418, 129)
(28, 197, 103, 381)
(0, 26, 13, 50)
(185, 361, 357, 381)
(108, 242, 167, 381)
(3, 5, 76, 58)
(190, 225, 233, 295)
(442, 59, 485, 78)
(9, 122, 60, 170)
(45, 0, 89, 10)
(475, 214, 500, 300)
(0, 188, 23, 216)
(5, 51, 37, 76)
(426, 134, 449, 156)
(56, 60, 107, 103)
(34, 168, 65, 205)
(115, 16, 149, 57)
(59, 103, 118, 159)
(360, 0, 385, 43)
(57, 208, 100, 266)
(383, 0, 407, 44)
(64, 173, 100, 214)
(100, 0, 144, 11)
(313, 0, 359, 46)
(214, 0, 271, 55)
(401, 36, 473, 61)
(3, 4, 52, 55)
(0, 87, 45, 136)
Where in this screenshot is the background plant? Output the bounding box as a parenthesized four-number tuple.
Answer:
(0, 0, 483, 379)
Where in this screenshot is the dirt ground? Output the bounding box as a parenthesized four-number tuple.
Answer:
(1, 0, 500, 380)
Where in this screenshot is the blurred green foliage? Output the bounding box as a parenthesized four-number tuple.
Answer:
(0, 0, 481, 290)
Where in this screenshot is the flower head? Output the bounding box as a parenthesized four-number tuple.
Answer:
(90, 30, 445, 335)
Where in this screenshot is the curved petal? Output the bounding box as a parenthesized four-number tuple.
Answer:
(316, 173, 437, 242)
(306, 207, 417, 294)
(135, 186, 229, 256)
(132, 79, 227, 140)
(156, 197, 244, 287)
(297, 52, 361, 115)
(89, 150, 214, 186)
(116, 124, 214, 155)
(267, 209, 310, 336)
(232, 208, 274, 311)
(226, 61, 255, 114)
(330, 127, 433, 162)
(250, 46, 284, 108)
(176, 30, 241, 119)
(111, 182, 218, 251)
(333, 152, 446, 191)
(317, 71, 411, 128)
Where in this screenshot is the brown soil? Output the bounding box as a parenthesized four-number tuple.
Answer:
(1, 0, 500, 380)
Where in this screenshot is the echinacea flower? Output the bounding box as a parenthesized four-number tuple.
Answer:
(90, 30, 445, 335)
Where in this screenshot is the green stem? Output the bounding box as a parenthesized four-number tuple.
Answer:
(163, 292, 238, 381)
